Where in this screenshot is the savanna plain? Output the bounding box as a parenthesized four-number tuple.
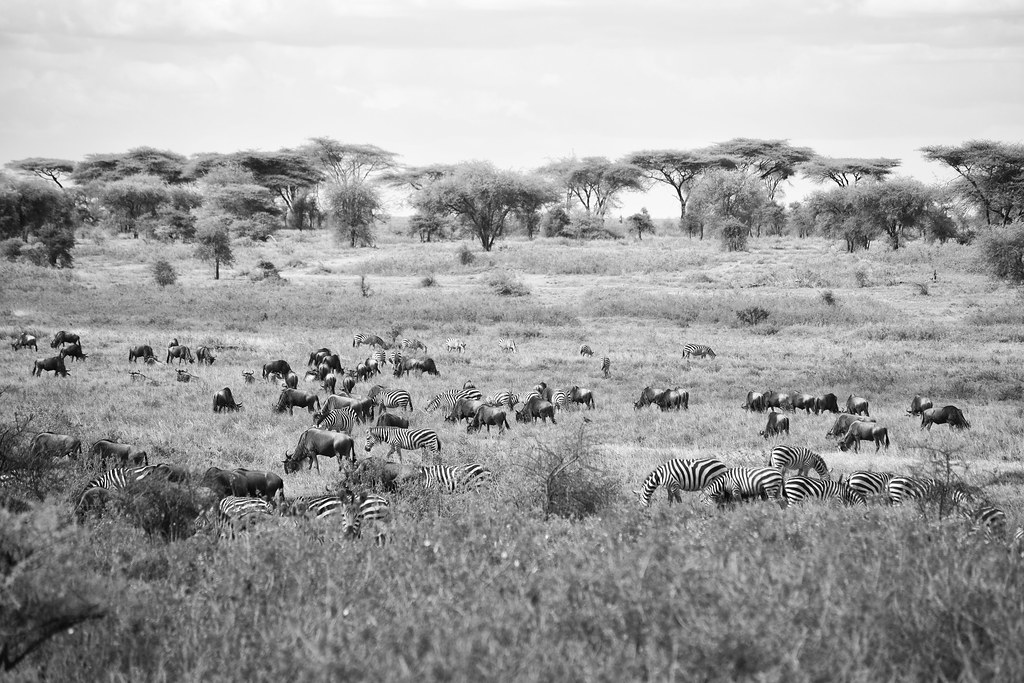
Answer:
(2, 226, 1024, 681)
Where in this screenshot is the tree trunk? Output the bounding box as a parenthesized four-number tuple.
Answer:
(214, 256, 220, 280)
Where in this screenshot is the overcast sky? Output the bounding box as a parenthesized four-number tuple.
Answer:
(2, 0, 1023, 216)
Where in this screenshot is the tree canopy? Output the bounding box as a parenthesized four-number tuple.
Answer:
(538, 157, 643, 218)
(304, 138, 398, 186)
(710, 138, 815, 201)
(72, 147, 188, 185)
(5, 158, 76, 188)
(801, 157, 901, 187)
(625, 149, 735, 218)
(920, 140, 1024, 225)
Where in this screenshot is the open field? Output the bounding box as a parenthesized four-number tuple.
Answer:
(2, 228, 1024, 680)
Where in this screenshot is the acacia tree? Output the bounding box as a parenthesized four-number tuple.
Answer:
(626, 208, 656, 240)
(304, 138, 398, 186)
(920, 140, 1024, 225)
(625, 149, 735, 220)
(194, 218, 235, 279)
(232, 150, 322, 229)
(0, 177, 77, 266)
(324, 182, 386, 247)
(98, 175, 170, 235)
(72, 147, 187, 185)
(858, 178, 932, 250)
(801, 157, 901, 187)
(196, 165, 279, 240)
(5, 158, 76, 189)
(710, 138, 815, 202)
(538, 157, 644, 218)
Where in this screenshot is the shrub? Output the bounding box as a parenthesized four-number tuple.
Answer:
(18, 242, 49, 266)
(152, 259, 177, 287)
(914, 282, 930, 296)
(719, 218, 749, 252)
(119, 479, 208, 541)
(359, 274, 372, 298)
(980, 226, 1024, 284)
(853, 267, 871, 288)
(1, 238, 24, 261)
(820, 290, 837, 306)
(421, 274, 438, 288)
(488, 270, 530, 297)
(736, 306, 771, 326)
(456, 243, 475, 266)
(523, 424, 617, 520)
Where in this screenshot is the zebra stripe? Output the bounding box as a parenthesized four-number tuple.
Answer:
(365, 427, 441, 462)
(315, 407, 356, 434)
(768, 445, 831, 479)
(353, 333, 384, 348)
(579, 344, 593, 357)
(634, 458, 728, 507)
(425, 388, 483, 412)
(498, 338, 517, 353)
(367, 385, 414, 411)
(401, 338, 427, 352)
(280, 495, 347, 520)
(700, 467, 783, 507)
(961, 504, 1007, 536)
(83, 465, 157, 494)
(783, 477, 866, 507)
(445, 338, 467, 353)
(550, 390, 568, 410)
(487, 390, 518, 409)
(342, 494, 392, 545)
(847, 471, 895, 498)
(371, 349, 387, 367)
(600, 356, 610, 378)
(886, 476, 970, 507)
(217, 496, 274, 537)
(420, 464, 493, 493)
(683, 343, 716, 359)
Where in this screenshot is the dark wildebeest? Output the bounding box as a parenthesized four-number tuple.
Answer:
(763, 390, 789, 411)
(791, 393, 816, 414)
(838, 421, 890, 452)
(89, 439, 148, 467)
(202, 467, 284, 503)
(59, 342, 87, 362)
(568, 386, 595, 410)
(11, 333, 38, 351)
(32, 356, 69, 377)
(308, 348, 332, 367)
(30, 432, 82, 459)
(514, 396, 557, 424)
(317, 394, 375, 423)
(167, 345, 195, 364)
(845, 395, 870, 416)
(345, 457, 418, 493)
(813, 393, 840, 415)
(284, 428, 356, 473)
(635, 386, 688, 411)
(275, 388, 320, 415)
(376, 412, 409, 429)
(759, 410, 790, 438)
(827, 414, 876, 438)
(213, 387, 242, 412)
(242, 370, 256, 384)
(263, 359, 292, 380)
(744, 391, 766, 412)
(393, 357, 440, 378)
(50, 330, 80, 348)
(921, 406, 971, 431)
(468, 406, 511, 434)
(446, 398, 485, 424)
(907, 395, 934, 417)
(196, 346, 216, 365)
(152, 463, 191, 483)
(534, 382, 554, 403)
(281, 371, 299, 389)
(322, 354, 343, 372)
(129, 345, 156, 363)
(175, 369, 197, 383)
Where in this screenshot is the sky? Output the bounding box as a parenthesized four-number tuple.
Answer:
(2, 0, 1023, 217)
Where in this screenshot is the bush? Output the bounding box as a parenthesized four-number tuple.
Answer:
(523, 425, 617, 520)
(456, 244, 475, 266)
(557, 213, 622, 240)
(119, 479, 209, 541)
(719, 218, 749, 252)
(1, 238, 24, 261)
(736, 306, 771, 326)
(980, 226, 1024, 284)
(421, 274, 439, 288)
(488, 270, 530, 297)
(853, 267, 871, 288)
(152, 259, 177, 287)
(820, 290, 837, 306)
(18, 242, 49, 266)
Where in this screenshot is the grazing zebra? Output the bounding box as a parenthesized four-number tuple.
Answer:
(683, 343, 716, 359)
(886, 476, 970, 508)
(782, 477, 866, 507)
(279, 494, 347, 520)
(846, 471, 895, 499)
(420, 463, 493, 493)
(600, 356, 610, 378)
(353, 333, 385, 348)
(217, 496, 275, 538)
(342, 493, 392, 545)
(498, 338, 517, 353)
(487, 390, 518, 409)
(445, 338, 467, 353)
(367, 385, 414, 412)
(958, 503, 1007, 537)
(579, 344, 594, 357)
(365, 427, 441, 463)
(372, 349, 387, 367)
(314, 407, 357, 434)
(768, 445, 831, 479)
(634, 458, 728, 507)
(401, 338, 428, 353)
(550, 389, 568, 410)
(425, 388, 483, 412)
(79, 466, 157, 507)
(700, 467, 783, 507)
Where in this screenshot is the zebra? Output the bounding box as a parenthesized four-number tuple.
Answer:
(961, 504, 1007, 537)
(353, 333, 385, 348)
(342, 493, 392, 545)
(365, 427, 441, 463)
(217, 495, 275, 538)
(401, 338, 428, 353)
(487, 390, 518, 409)
(425, 388, 482, 413)
(314, 407, 357, 434)
(420, 463, 493, 493)
(847, 471, 895, 499)
(768, 445, 831, 479)
(634, 458, 728, 507)
(683, 343, 716, 359)
(550, 389, 568, 410)
(78, 466, 157, 510)
(498, 338, 517, 353)
(782, 476, 866, 507)
(371, 349, 387, 367)
(886, 476, 971, 508)
(367, 385, 414, 411)
(600, 356, 610, 378)
(700, 467, 783, 507)
(279, 494, 348, 520)
(579, 344, 594, 357)
(445, 338, 466, 353)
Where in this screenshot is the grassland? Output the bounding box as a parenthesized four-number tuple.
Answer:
(2, 225, 1023, 681)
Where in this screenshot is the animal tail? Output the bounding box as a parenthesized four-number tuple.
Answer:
(883, 430, 890, 447)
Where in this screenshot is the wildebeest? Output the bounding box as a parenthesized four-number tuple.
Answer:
(635, 387, 688, 411)
(759, 410, 790, 438)
(275, 388, 321, 415)
(446, 397, 485, 424)
(176, 369, 200, 383)
(344, 457, 418, 492)
(308, 347, 332, 367)
(827, 413, 876, 437)
(263, 359, 292, 380)
(534, 382, 554, 403)
(152, 462, 191, 483)
(32, 356, 69, 377)
(376, 412, 409, 429)
(50, 330, 80, 348)
(568, 386, 595, 410)
(921, 405, 971, 431)
(318, 394, 375, 423)
(845, 395, 870, 416)
(281, 371, 299, 389)
(167, 345, 195, 364)
(59, 342, 87, 362)
(242, 370, 256, 384)
(907, 395, 934, 417)
(196, 346, 216, 365)
(838, 421, 890, 452)
(514, 395, 557, 424)
(744, 391, 766, 412)
(11, 333, 37, 351)
(284, 428, 356, 473)
(213, 387, 242, 412)
(393, 357, 439, 378)
(201, 467, 285, 503)
(468, 406, 511, 434)
(322, 353, 343, 372)
(791, 393, 816, 414)
(129, 345, 157, 363)
(90, 439, 148, 467)
(813, 393, 840, 415)
(30, 432, 82, 459)
(763, 390, 791, 411)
